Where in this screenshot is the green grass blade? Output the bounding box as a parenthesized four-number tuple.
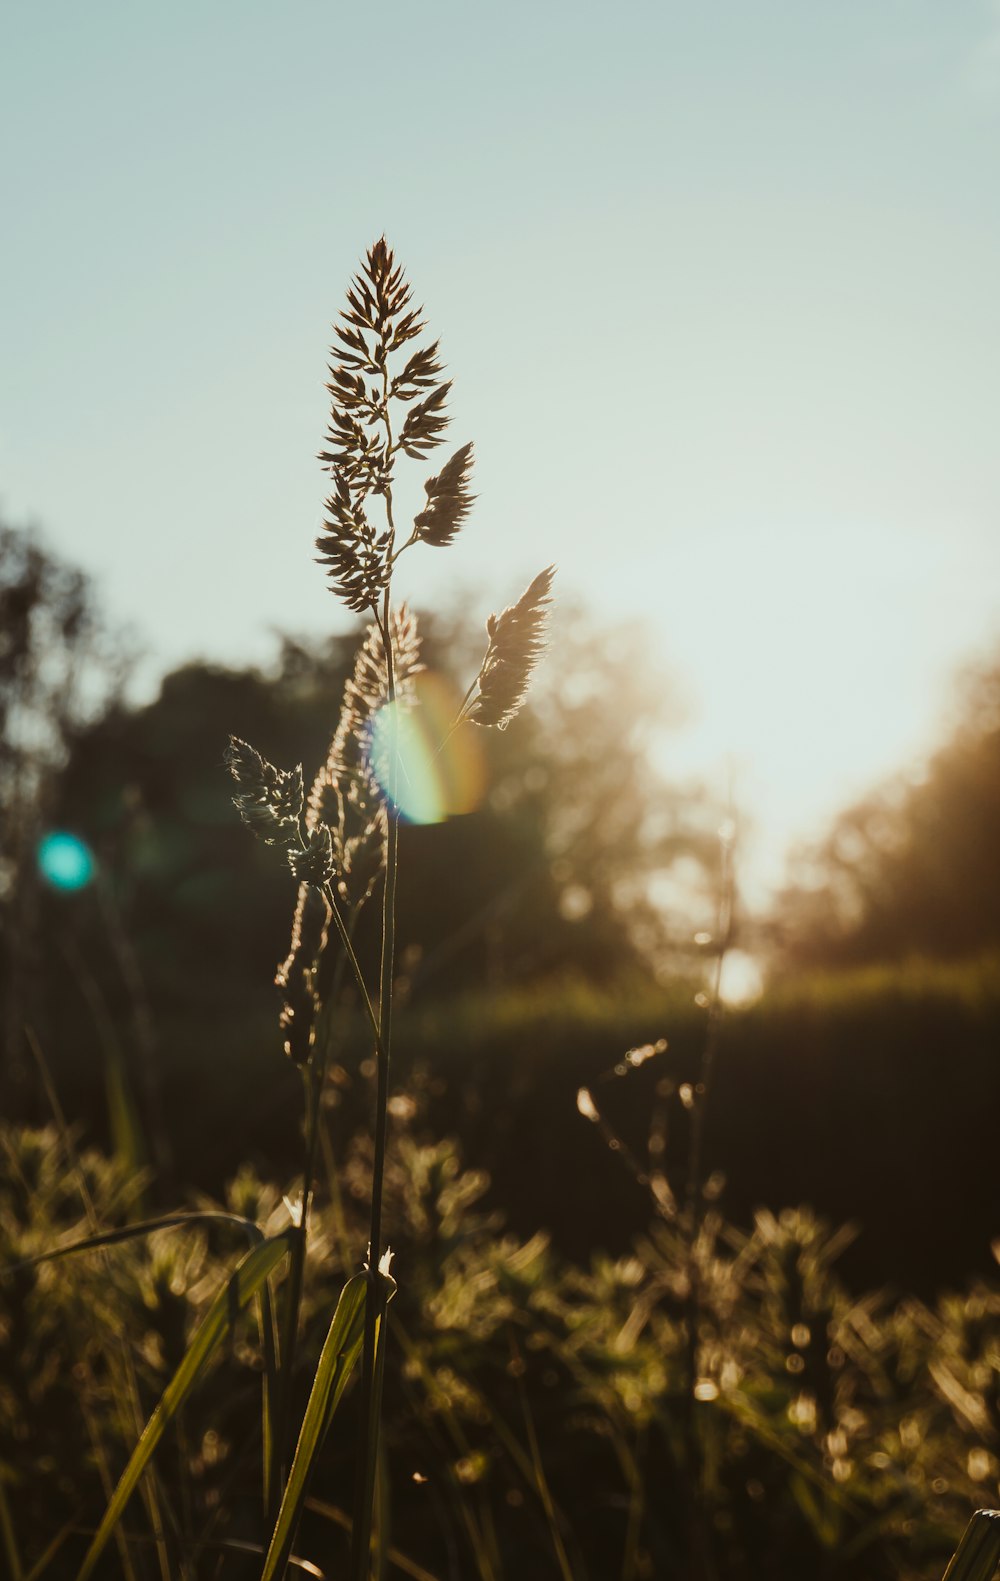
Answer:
(0, 1481, 23, 1581)
(943, 1512, 1000, 1581)
(260, 1273, 371, 1581)
(4, 1210, 264, 1278)
(76, 1232, 290, 1581)
(355, 1293, 391, 1581)
(103, 1029, 146, 1190)
(260, 1277, 281, 1522)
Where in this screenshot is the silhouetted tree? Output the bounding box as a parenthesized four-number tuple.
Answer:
(46, 606, 713, 1078)
(0, 519, 121, 1076)
(777, 655, 1000, 965)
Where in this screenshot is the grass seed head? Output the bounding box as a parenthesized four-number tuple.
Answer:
(414, 442, 476, 548)
(225, 737, 304, 845)
(468, 565, 556, 730)
(317, 238, 454, 615)
(288, 823, 336, 886)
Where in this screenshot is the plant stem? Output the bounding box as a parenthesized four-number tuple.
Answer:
(353, 365, 399, 1578)
(681, 818, 735, 1581)
(272, 945, 348, 1507)
(352, 586, 398, 1581)
(322, 884, 384, 1058)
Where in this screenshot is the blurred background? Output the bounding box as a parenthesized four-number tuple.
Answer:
(3, 3, 1000, 1576)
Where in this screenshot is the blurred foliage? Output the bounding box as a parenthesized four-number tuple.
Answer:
(8, 528, 1000, 1576)
(45, 600, 712, 998)
(1, 1108, 998, 1579)
(11, 598, 718, 1152)
(776, 655, 1000, 967)
(0, 520, 122, 1073)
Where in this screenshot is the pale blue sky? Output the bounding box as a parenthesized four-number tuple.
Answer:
(3, 0, 1000, 896)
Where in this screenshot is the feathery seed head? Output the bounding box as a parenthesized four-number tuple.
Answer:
(414, 442, 475, 547)
(225, 737, 304, 844)
(467, 566, 556, 731)
(304, 605, 422, 908)
(288, 823, 336, 886)
(316, 478, 392, 614)
(317, 240, 454, 611)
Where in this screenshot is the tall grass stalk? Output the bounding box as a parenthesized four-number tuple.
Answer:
(682, 813, 736, 1581)
(227, 238, 554, 1575)
(14, 237, 552, 1579)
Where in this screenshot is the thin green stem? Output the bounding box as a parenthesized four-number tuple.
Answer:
(272, 945, 349, 1507)
(681, 815, 735, 1581)
(322, 884, 384, 1058)
(352, 362, 399, 1581)
(389, 529, 419, 565)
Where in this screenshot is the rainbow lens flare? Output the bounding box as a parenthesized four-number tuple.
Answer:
(370, 671, 486, 825)
(37, 831, 96, 891)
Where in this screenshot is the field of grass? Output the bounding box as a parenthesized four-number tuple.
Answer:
(4, 233, 999, 1580)
(5, 957, 1000, 1577)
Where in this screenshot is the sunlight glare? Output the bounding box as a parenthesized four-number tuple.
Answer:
(370, 671, 487, 825)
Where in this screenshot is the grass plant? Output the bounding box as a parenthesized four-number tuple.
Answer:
(3, 239, 554, 1579)
(5, 245, 1000, 1581)
(229, 237, 555, 1576)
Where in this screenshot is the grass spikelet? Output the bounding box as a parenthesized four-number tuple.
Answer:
(316, 479, 392, 613)
(414, 441, 475, 547)
(275, 605, 423, 1058)
(288, 824, 336, 886)
(275, 884, 329, 1064)
(465, 564, 556, 730)
(309, 604, 422, 909)
(316, 237, 453, 614)
(225, 737, 304, 844)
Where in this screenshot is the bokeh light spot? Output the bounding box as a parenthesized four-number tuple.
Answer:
(38, 831, 95, 891)
(371, 671, 487, 825)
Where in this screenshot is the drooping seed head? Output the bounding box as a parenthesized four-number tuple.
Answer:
(467, 565, 556, 731)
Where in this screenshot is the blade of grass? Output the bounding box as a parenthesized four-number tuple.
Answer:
(509, 1337, 575, 1581)
(58, 936, 148, 1204)
(25, 1027, 156, 1581)
(0, 1482, 23, 1581)
(4, 1210, 264, 1278)
(942, 1512, 1000, 1581)
(275, 949, 350, 1507)
(76, 1232, 291, 1581)
(260, 1275, 281, 1522)
(354, 1262, 394, 1581)
(392, 1322, 501, 1581)
(260, 1272, 376, 1581)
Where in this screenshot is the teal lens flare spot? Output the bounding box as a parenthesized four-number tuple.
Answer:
(38, 831, 95, 891)
(370, 700, 444, 825)
(369, 673, 487, 826)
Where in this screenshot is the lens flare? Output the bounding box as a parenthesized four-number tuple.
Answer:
(38, 831, 95, 891)
(370, 670, 486, 825)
